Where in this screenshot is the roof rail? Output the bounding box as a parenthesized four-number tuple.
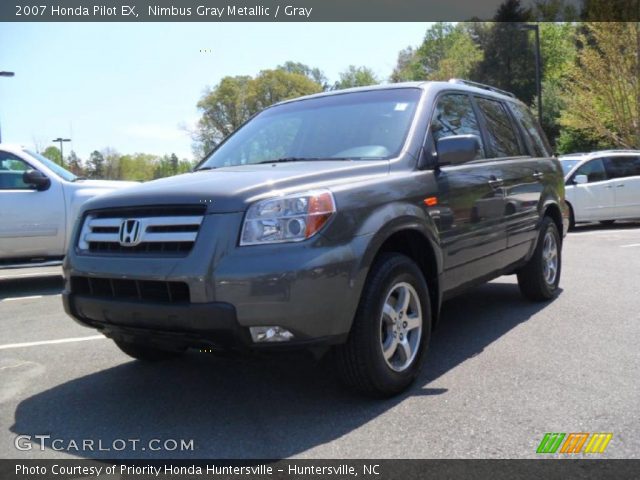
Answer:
(589, 149, 640, 155)
(448, 79, 516, 98)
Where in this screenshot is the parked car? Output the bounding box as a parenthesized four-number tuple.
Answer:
(0, 144, 137, 267)
(560, 150, 640, 228)
(63, 80, 568, 396)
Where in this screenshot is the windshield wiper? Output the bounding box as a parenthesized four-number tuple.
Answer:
(257, 157, 323, 164)
(195, 166, 217, 171)
(72, 176, 87, 181)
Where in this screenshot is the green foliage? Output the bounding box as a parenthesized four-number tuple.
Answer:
(471, 1, 537, 104)
(86, 150, 105, 179)
(334, 65, 379, 90)
(66, 150, 83, 176)
(560, 22, 640, 149)
(390, 23, 483, 82)
(194, 67, 323, 156)
(277, 61, 329, 90)
(42, 146, 62, 166)
(555, 128, 609, 155)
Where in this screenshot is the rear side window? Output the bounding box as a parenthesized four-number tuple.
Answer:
(603, 156, 640, 179)
(430, 93, 485, 159)
(475, 97, 524, 158)
(574, 159, 607, 183)
(510, 102, 552, 157)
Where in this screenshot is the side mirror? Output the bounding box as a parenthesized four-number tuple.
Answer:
(574, 174, 588, 185)
(436, 135, 481, 166)
(22, 169, 51, 191)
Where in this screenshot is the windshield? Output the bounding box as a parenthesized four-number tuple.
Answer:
(197, 88, 422, 169)
(559, 158, 582, 176)
(25, 149, 77, 182)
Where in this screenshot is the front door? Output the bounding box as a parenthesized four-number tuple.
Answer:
(0, 152, 66, 260)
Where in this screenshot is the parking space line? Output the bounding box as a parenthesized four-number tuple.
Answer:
(620, 243, 640, 248)
(0, 294, 61, 302)
(0, 335, 105, 351)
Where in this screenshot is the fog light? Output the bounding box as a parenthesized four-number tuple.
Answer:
(250, 326, 294, 343)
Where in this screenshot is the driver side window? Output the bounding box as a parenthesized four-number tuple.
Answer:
(0, 153, 33, 190)
(574, 159, 607, 183)
(431, 93, 485, 160)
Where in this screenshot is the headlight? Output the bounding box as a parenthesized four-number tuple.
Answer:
(240, 190, 336, 246)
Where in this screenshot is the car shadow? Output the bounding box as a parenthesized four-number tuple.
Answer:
(572, 220, 640, 232)
(10, 280, 557, 459)
(0, 276, 63, 300)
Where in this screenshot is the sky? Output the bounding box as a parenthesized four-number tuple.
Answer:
(0, 22, 432, 161)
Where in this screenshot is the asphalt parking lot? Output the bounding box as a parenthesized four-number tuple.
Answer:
(1, 223, 639, 460)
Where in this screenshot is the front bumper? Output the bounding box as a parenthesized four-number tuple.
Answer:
(63, 292, 346, 351)
(63, 212, 372, 350)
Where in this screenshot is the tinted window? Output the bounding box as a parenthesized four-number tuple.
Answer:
(603, 156, 640, 179)
(510, 102, 552, 157)
(0, 152, 34, 190)
(430, 94, 485, 159)
(475, 97, 524, 158)
(198, 89, 421, 169)
(560, 158, 581, 176)
(574, 159, 607, 183)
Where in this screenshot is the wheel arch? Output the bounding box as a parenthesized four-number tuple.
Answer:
(360, 221, 443, 328)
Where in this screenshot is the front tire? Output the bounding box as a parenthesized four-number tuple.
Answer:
(114, 339, 184, 361)
(517, 217, 562, 301)
(335, 253, 431, 397)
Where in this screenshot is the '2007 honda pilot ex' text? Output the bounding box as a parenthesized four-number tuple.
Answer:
(63, 80, 569, 396)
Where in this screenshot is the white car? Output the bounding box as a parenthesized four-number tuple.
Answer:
(560, 150, 640, 228)
(0, 144, 137, 267)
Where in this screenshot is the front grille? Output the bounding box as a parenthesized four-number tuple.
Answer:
(77, 205, 206, 256)
(71, 276, 190, 303)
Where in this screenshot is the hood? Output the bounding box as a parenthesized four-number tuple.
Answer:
(72, 179, 139, 189)
(80, 161, 389, 213)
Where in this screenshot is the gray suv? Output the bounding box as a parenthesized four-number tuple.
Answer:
(63, 80, 568, 396)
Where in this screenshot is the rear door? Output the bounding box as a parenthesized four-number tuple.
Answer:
(602, 156, 640, 219)
(473, 97, 542, 249)
(568, 159, 615, 221)
(428, 92, 507, 290)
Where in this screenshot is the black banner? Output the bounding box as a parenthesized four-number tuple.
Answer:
(2, 460, 640, 480)
(2, 0, 640, 22)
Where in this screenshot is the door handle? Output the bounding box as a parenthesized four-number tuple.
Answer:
(488, 177, 504, 188)
(605, 185, 613, 188)
(533, 171, 544, 179)
(617, 184, 625, 188)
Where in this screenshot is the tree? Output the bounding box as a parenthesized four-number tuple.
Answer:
(195, 75, 253, 156)
(42, 146, 62, 166)
(169, 153, 179, 174)
(390, 47, 425, 82)
(471, 0, 537, 104)
(194, 68, 323, 155)
(248, 68, 323, 111)
(86, 150, 105, 179)
(67, 150, 83, 176)
(390, 23, 484, 83)
(278, 61, 328, 90)
(334, 65, 379, 89)
(428, 28, 483, 80)
(560, 22, 640, 149)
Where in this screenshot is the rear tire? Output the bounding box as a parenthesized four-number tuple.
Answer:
(114, 339, 184, 361)
(335, 253, 431, 397)
(517, 217, 562, 301)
